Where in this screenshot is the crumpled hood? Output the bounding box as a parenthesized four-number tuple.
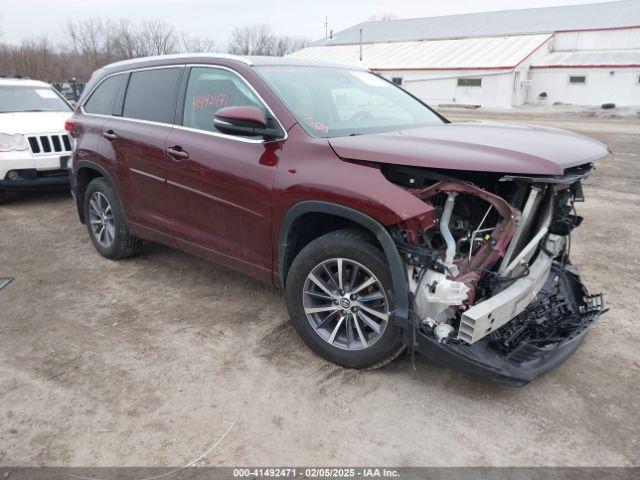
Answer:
(0, 111, 71, 135)
(328, 121, 609, 175)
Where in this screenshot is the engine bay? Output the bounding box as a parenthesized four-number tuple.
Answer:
(385, 164, 593, 346)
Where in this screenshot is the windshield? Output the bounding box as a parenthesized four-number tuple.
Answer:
(0, 85, 71, 113)
(255, 66, 444, 138)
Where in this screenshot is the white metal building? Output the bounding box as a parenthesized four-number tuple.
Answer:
(288, 1, 640, 107)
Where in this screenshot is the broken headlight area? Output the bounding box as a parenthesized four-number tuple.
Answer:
(385, 164, 606, 384)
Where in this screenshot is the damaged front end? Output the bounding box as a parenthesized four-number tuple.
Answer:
(386, 164, 606, 385)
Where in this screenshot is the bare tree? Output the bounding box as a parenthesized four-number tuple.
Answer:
(7, 37, 60, 81)
(228, 24, 309, 56)
(0, 36, 9, 76)
(66, 18, 108, 62)
(273, 36, 309, 56)
(109, 19, 142, 59)
(228, 24, 275, 55)
(0, 19, 307, 83)
(138, 20, 177, 56)
(64, 18, 119, 77)
(179, 33, 217, 53)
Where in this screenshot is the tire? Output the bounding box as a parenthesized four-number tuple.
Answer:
(285, 229, 405, 369)
(0, 190, 6, 205)
(83, 177, 142, 259)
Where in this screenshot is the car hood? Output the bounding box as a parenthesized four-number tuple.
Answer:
(0, 111, 71, 135)
(328, 121, 609, 175)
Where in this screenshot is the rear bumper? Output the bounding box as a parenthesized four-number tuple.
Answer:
(407, 262, 605, 386)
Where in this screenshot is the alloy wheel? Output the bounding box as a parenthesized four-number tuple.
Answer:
(88, 192, 115, 248)
(302, 258, 390, 350)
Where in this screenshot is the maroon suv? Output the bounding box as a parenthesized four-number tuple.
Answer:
(67, 54, 607, 384)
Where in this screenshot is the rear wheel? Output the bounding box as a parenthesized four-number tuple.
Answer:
(84, 177, 142, 259)
(0, 190, 6, 205)
(286, 229, 405, 369)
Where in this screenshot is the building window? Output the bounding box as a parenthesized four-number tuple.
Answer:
(391, 77, 403, 86)
(457, 78, 482, 87)
(569, 75, 587, 84)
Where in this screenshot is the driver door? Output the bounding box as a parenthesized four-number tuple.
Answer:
(164, 66, 282, 282)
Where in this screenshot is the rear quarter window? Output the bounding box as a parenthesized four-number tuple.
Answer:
(122, 68, 183, 124)
(83, 75, 124, 115)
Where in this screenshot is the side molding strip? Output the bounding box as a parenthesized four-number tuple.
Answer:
(130, 168, 165, 183)
(167, 180, 263, 219)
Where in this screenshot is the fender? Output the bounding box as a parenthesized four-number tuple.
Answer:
(279, 201, 410, 329)
(73, 160, 120, 224)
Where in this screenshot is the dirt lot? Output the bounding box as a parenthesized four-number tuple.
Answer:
(1, 109, 639, 467)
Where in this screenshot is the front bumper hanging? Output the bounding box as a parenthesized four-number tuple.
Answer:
(405, 262, 606, 386)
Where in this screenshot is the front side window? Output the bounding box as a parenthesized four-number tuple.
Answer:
(256, 66, 443, 138)
(182, 67, 269, 134)
(0, 85, 71, 113)
(83, 75, 123, 115)
(123, 68, 183, 123)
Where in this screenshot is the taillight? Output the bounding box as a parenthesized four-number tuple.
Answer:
(64, 118, 77, 133)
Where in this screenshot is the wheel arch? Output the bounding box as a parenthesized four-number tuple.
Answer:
(279, 201, 409, 328)
(74, 161, 118, 224)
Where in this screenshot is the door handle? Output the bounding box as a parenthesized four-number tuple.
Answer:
(166, 146, 189, 160)
(102, 130, 118, 141)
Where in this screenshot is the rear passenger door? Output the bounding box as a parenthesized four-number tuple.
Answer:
(104, 66, 184, 240)
(77, 73, 125, 174)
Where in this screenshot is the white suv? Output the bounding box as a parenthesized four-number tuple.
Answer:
(0, 78, 73, 203)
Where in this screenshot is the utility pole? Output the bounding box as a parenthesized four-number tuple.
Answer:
(324, 17, 328, 38)
(359, 28, 363, 61)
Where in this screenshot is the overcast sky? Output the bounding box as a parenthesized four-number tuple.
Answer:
(0, 0, 614, 46)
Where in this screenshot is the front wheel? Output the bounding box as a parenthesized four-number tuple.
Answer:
(285, 229, 405, 369)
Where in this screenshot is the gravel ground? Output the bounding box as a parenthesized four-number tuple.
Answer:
(1, 109, 638, 467)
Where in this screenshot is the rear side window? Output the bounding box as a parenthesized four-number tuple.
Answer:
(84, 75, 123, 115)
(123, 68, 182, 123)
(182, 67, 266, 133)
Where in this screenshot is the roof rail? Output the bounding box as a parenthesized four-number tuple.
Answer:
(104, 53, 253, 70)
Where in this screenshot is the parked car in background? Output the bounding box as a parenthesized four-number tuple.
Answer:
(58, 83, 76, 101)
(0, 78, 73, 203)
(66, 54, 607, 384)
(53, 81, 86, 103)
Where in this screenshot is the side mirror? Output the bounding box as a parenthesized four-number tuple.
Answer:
(213, 106, 283, 140)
